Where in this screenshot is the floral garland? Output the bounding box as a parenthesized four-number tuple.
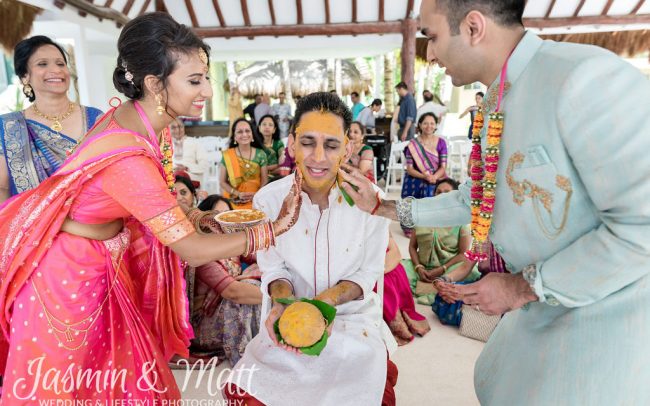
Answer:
(160, 128, 175, 194)
(466, 96, 505, 261)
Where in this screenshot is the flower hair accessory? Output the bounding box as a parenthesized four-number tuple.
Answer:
(121, 60, 135, 85)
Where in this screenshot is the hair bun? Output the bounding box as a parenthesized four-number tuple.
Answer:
(112, 64, 142, 99)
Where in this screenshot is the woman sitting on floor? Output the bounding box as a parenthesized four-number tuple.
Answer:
(382, 233, 430, 345)
(404, 178, 480, 305)
(185, 194, 263, 366)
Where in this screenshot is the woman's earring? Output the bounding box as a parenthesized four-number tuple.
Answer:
(22, 81, 33, 98)
(155, 94, 165, 116)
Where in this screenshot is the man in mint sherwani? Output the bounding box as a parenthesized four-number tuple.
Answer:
(340, 0, 650, 404)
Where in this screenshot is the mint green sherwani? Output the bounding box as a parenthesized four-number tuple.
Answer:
(411, 32, 650, 405)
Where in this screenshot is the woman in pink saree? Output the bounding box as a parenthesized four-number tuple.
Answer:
(0, 13, 301, 403)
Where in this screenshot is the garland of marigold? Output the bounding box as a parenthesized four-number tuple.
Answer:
(466, 108, 505, 261)
(160, 128, 175, 194)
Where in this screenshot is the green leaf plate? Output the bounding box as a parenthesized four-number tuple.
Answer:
(273, 297, 337, 356)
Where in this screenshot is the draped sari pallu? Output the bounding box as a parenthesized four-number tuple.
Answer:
(0, 113, 192, 401)
(222, 148, 261, 209)
(0, 107, 102, 196)
(401, 138, 447, 199)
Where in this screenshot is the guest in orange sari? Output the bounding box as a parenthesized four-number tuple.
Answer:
(219, 118, 268, 209)
(0, 13, 301, 403)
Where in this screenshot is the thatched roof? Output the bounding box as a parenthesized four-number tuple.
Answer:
(0, 0, 41, 53)
(416, 30, 650, 61)
(236, 59, 372, 98)
(540, 30, 650, 58)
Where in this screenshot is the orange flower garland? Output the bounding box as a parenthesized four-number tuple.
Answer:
(160, 128, 175, 193)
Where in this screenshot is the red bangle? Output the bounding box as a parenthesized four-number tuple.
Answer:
(370, 191, 382, 215)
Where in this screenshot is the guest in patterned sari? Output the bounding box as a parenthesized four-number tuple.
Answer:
(0, 13, 301, 403)
(219, 118, 268, 209)
(0, 35, 103, 203)
(257, 114, 285, 181)
(400, 112, 447, 235)
(404, 178, 480, 305)
(347, 121, 375, 182)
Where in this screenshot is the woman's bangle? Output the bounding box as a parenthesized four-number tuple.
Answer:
(414, 264, 425, 271)
(370, 191, 382, 215)
(434, 276, 451, 284)
(442, 264, 447, 272)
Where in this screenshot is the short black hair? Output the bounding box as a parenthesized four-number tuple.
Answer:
(198, 194, 233, 211)
(437, 177, 459, 191)
(436, 0, 525, 35)
(423, 92, 434, 102)
(351, 91, 359, 98)
(476, 91, 485, 97)
(395, 82, 408, 90)
(370, 98, 383, 107)
(230, 117, 264, 149)
(174, 175, 196, 197)
(113, 12, 210, 100)
(291, 92, 352, 137)
(14, 35, 68, 102)
(417, 112, 439, 132)
(257, 114, 281, 141)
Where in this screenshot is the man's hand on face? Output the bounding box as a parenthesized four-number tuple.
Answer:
(338, 164, 377, 213)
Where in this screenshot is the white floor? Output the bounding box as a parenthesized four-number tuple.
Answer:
(173, 219, 484, 405)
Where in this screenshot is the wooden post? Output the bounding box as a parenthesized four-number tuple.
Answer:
(400, 17, 417, 92)
(383, 53, 394, 114)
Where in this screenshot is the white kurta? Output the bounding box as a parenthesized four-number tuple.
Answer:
(227, 174, 390, 406)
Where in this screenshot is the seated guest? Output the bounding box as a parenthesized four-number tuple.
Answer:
(277, 139, 296, 177)
(405, 178, 480, 305)
(174, 174, 198, 209)
(382, 234, 430, 346)
(347, 121, 375, 181)
(198, 194, 233, 212)
(225, 91, 396, 406)
(258, 114, 286, 180)
(356, 98, 383, 132)
(219, 118, 268, 209)
(170, 117, 209, 182)
(187, 198, 263, 366)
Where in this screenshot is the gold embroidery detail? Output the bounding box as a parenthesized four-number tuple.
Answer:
(483, 82, 511, 113)
(156, 219, 195, 245)
(506, 152, 573, 240)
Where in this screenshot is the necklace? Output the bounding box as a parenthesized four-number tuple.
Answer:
(32, 102, 75, 132)
(465, 58, 509, 262)
(238, 146, 252, 169)
(160, 129, 175, 193)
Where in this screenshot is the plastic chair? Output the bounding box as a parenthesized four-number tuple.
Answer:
(384, 141, 409, 194)
(445, 136, 472, 182)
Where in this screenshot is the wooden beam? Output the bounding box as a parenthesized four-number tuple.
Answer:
(184, 0, 199, 27)
(405, 0, 414, 18)
(601, 0, 615, 15)
(631, 0, 645, 14)
(240, 0, 251, 26)
(401, 17, 417, 92)
(378, 0, 384, 22)
(212, 0, 225, 27)
(324, 0, 330, 24)
(524, 14, 650, 28)
(268, 0, 276, 25)
(122, 0, 135, 15)
(573, 0, 586, 17)
(138, 0, 152, 16)
(59, 0, 128, 24)
(154, 0, 166, 12)
(352, 0, 357, 23)
(544, 0, 557, 19)
(104, 0, 113, 7)
(296, 0, 303, 25)
(195, 21, 402, 38)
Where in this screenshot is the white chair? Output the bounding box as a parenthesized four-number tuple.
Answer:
(445, 136, 472, 182)
(384, 141, 409, 194)
(197, 136, 225, 195)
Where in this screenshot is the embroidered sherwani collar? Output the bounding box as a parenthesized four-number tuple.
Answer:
(483, 31, 543, 113)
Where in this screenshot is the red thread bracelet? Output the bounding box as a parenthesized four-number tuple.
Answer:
(370, 191, 382, 215)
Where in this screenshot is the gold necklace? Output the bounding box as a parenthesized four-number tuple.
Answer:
(237, 146, 253, 169)
(32, 102, 75, 132)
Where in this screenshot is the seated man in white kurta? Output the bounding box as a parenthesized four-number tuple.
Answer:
(224, 92, 394, 406)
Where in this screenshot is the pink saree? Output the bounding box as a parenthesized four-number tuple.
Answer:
(0, 102, 194, 402)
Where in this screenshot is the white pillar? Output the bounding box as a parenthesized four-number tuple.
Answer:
(334, 58, 342, 96)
